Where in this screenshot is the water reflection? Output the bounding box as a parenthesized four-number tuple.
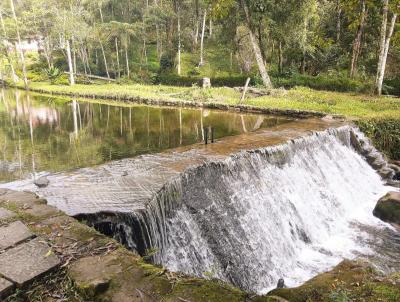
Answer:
(0, 88, 291, 182)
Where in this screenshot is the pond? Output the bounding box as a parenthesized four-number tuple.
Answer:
(0, 88, 291, 183)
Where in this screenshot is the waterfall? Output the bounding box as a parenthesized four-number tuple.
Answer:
(79, 126, 395, 294)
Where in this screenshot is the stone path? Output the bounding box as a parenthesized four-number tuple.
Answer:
(0, 190, 61, 298)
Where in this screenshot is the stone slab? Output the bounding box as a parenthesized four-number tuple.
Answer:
(0, 190, 39, 208)
(0, 237, 60, 286)
(0, 208, 16, 221)
(0, 277, 14, 299)
(0, 221, 34, 250)
(24, 204, 60, 218)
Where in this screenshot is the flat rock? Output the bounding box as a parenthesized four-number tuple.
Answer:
(0, 277, 14, 299)
(69, 252, 123, 298)
(0, 237, 60, 286)
(0, 221, 34, 250)
(0, 208, 16, 221)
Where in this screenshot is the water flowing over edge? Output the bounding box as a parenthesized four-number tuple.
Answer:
(79, 125, 398, 294)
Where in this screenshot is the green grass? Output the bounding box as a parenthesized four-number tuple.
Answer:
(20, 82, 400, 120)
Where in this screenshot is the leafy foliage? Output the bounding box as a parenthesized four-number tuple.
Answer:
(44, 67, 62, 84)
(357, 119, 400, 160)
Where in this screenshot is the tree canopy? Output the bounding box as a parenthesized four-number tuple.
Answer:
(0, 0, 399, 95)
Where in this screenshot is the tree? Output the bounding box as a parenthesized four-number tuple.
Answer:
(9, 0, 28, 88)
(375, 0, 398, 95)
(0, 8, 18, 83)
(349, 0, 368, 78)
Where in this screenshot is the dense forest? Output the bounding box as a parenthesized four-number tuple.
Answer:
(0, 0, 399, 95)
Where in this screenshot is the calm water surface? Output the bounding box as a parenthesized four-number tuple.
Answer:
(0, 88, 291, 182)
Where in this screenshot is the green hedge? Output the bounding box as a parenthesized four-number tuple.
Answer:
(357, 119, 400, 160)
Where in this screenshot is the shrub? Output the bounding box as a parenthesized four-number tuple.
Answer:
(27, 71, 46, 82)
(159, 52, 176, 72)
(44, 67, 62, 84)
(357, 119, 400, 160)
(270, 72, 373, 93)
(52, 74, 70, 85)
(383, 77, 400, 96)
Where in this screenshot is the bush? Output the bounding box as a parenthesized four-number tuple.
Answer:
(52, 74, 70, 85)
(383, 77, 400, 96)
(155, 73, 252, 87)
(159, 52, 176, 72)
(270, 72, 373, 93)
(357, 119, 400, 160)
(44, 67, 62, 84)
(27, 71, 46, 82)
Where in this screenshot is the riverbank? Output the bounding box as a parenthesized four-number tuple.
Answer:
(13, 82, 400, 119)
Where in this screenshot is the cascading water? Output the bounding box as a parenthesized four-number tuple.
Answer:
(80, 126, 397, 294)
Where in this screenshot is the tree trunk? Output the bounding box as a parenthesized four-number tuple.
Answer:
(257, 22, 267, 63)
(278, 41, 283, 74)
(85, 47, 92, 74)
(99, 41, 110, 79)
(194, 20, 200, 46)
(99, 7, 104, 23)
(156, 24, 161, 58)
(199, 9, 207, 66)
(66, 40, 75, 85)
(376, 0, 388, 91)
(115, 37, 121, 79)
(10, 0, 28, 89)
(142, 20, 148, 66)
(177, 9, 182, 75)
(240, 0, 273, 89)
(209, 15, 213, 38)
(194, 0, 200, 46)
(376, 10, 397, 96)
(350, 0, 367, 78)
(336, 0, 342, 42)
(125, 46, 130, 79)
(79, 48, 87, 76)
(300, 53, 306, 74)
(73, 47, 77, 74)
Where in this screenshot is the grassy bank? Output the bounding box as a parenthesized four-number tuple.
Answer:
(12, 81, 400, 159)
(17, 82, 400, 119)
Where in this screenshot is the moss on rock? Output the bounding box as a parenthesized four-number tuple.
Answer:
(373, 191, 400, 224)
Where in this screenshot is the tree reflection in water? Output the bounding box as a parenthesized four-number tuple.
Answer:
(0, 88, 290, 182)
